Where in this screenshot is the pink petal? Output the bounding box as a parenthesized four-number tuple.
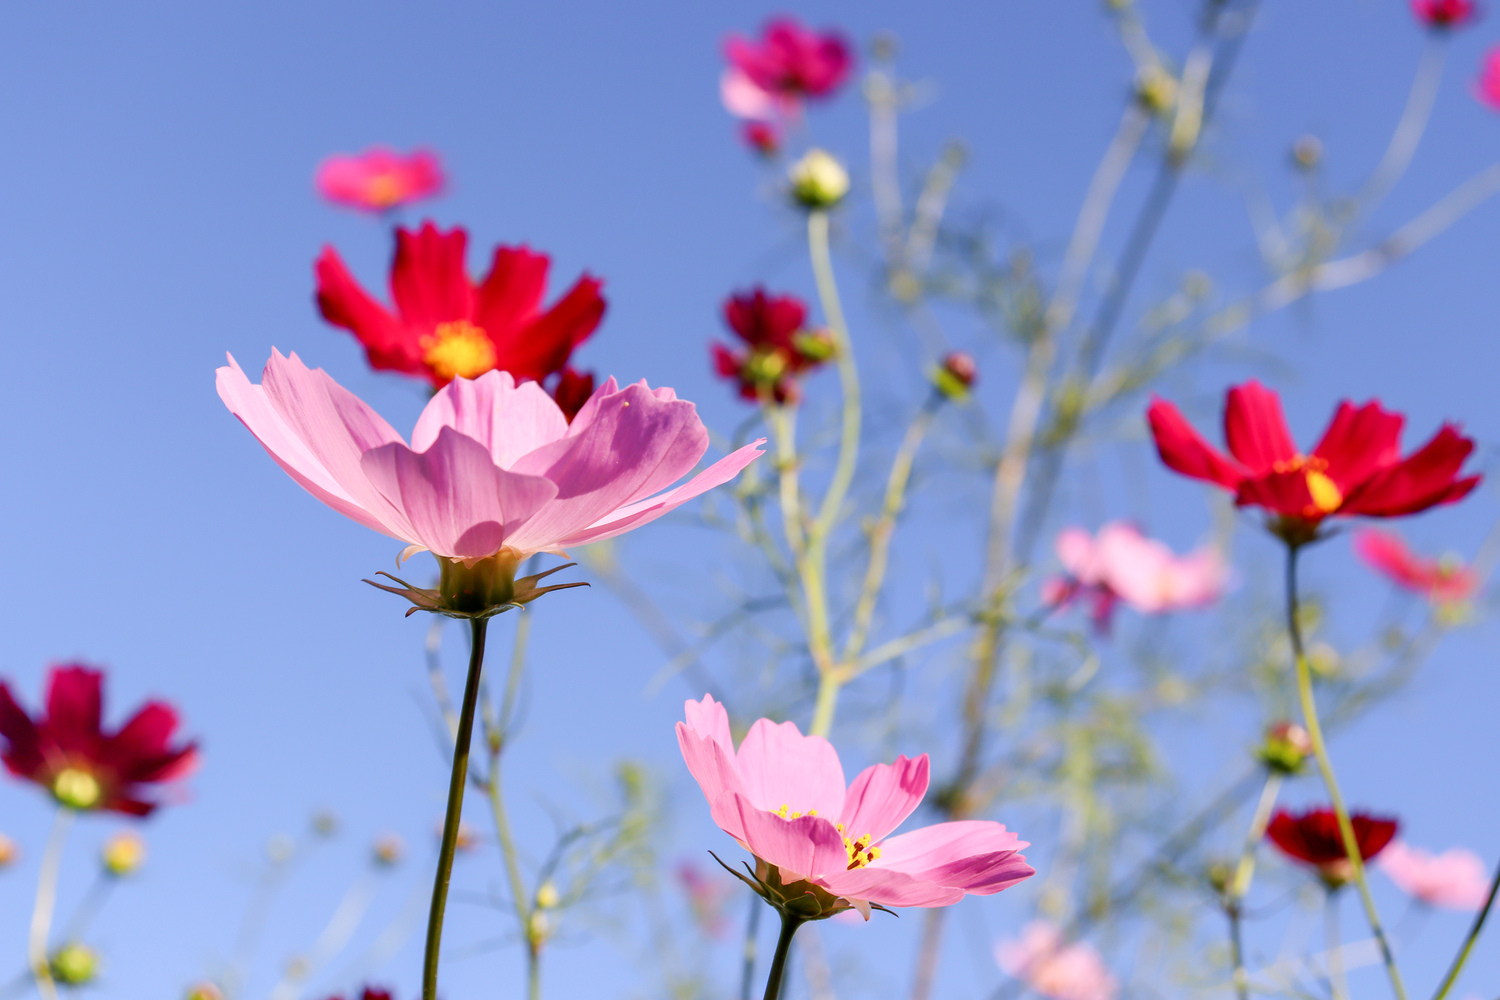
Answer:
(216, 354, 413, 540)
(714, 791, 847, 880)
(684, 694, 734, 750)
(545, 441, 765, 549)
(1055, 528, 1100, 581)
(875, 820, 1028, 871)
(504, 381, 710, 551)
(360, 427, 558, 559)
(721, 67, 777, 119)
(677, 724, 746, 833)
(912, 848, 1036, 895)
(412, 370, 569, 470)
(838, 755, 929, 843)
(817, 866, 965, 908)
(734, 718, 846, 818)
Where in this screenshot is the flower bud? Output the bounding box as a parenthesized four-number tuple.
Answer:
(1206, 860, 1233, 895)
(0, 833, 17, 868)
(1256, 722, 1313, 775)
(311, 810, 340, 838)
(792, 330, 837, 364)
(535, 880, 561, 909)
(789, 150, 850, 209)
(1291, 134, 1323, 172)
(185, 983, 224, 1000)
(1134, 66, 1177, 116)
(372, 833, 404, 867)
(50, 943, 99, 986)
(742, 121, 781, 158)
(932, 351, 978, 400)
(102, 831, 146, 877)
(527, 910, 551, 947)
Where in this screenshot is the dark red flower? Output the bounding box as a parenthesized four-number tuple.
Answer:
(315, 222, 606, 390)
(1266, 807, 1398, 888)
(724, 18, 853, 101)
(0, 665, 198, 816)
(712, 287, 832, 404)
(1147, 381, 1479, 544)
(1412, 0, 1478, 28)
(360, 989, 393, 1000)
(741, 121, 782, 157)
(549, 367, 595, 423)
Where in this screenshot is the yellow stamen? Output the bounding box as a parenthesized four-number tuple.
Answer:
(842, 831, 882, 870)
(1305, 469, 1343, 514)
(365, 174, 403, 208)
(422, 320, 496, 382)
(52, 767, 102, 810)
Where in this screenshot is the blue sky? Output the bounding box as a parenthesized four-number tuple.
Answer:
(0, 2, 1497, 999)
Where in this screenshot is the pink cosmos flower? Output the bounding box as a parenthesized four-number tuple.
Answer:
(996, 922, 1119, 1000)
(315, 148, 445, 214)
(1043, 523, 1226, 630)
(217, 352, 762, 607)
(1353, 529, 1478, 605)
(1477, 47, 1500, 109)
(724, 19, 853, 103)
(1412, 0, 1479, 29)
(1379, 841, 1492, 910)
(676, 695, 1034, 919)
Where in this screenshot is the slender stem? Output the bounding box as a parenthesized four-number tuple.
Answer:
(809, 673, 841, 739)
(1227, 905, 1248, 1000)
(1359, 35, 1446, 212)
(910, 908, 947, 1000)
(762, 913, 804, 1000)
(1326, 890, 1348, 1000)
(807, 210, 861, 541)
(1429, 851, 1500, 1000)
(739, 892, 762, 1000)
(1226, 773, 1282, 1000)
(1285, 545, 1408, 1000)
(422, 616, 490, 1000)
(28, 807, 73, 1000)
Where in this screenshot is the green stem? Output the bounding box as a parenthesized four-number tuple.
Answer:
(739, 892, 762, 1000)
(762, 912, 804, 1000)
(422, 617, 490, 1000)
(1226, 773, 1281, 1000)
(1286, 545, 1408, 1000)
(486, 613, 535, 997)
(806, 210, 860, 541)
(1429, 851, 1500, 1000)
(809, 672, 842, 739)
(28, 807, 73, 1000)
(1327, 889, 1348, 1000)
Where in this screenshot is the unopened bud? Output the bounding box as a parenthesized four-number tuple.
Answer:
(1307, 642, 1340, 678)
(1207, 860, 1233, 895)
(311, 810, 340, 838)
(1135, 66, 1177, 115)
(372, 833, 404, 867)
(933, 351, 978, 399)
(186, 983, 224, 1000)
(0, 834, 17, 868)
(453, 821, 481, 853)
(789, 149, 850, 209)
(535, 880, 561, 910)
(102, 831, 146, 877)
(50, 943, 99, 986)
(1291, 134, 1323, 171)
(792, 330, 837, 364)
(527, 910, 551, 946)
(1257, 722, 1313, 775)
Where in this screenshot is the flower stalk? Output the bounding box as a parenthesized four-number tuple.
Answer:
(1428, 851, 1500, 1000)
(29, 807, 73, 1000)
(762, 912, 805, 1000)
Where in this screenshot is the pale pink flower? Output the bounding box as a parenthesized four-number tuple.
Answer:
(1045, 523, 1226, 630)
(217, 350, 762, 567)
(315, 148, 445, 213)
(996, 922, 1118, 1000)
(1353, 529, 1478, 605)
(721, 68, 789, 121)
(1379, 841, 1492, 910)
(676, 695, 1034, 918)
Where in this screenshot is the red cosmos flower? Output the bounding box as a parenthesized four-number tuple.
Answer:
(724, 17, 853, 102)
(1412, 0, 1478, 28)
(1266, 807, 1399, 888)
(316, 222, 606, 405)
(0, 665, 198, 816)
(315, 148, 445, 214)
(712, 287, 833, 404)
(1147, 381, 1479, 545)
(1477, 47, 1500, 109)
(1354, 529, 1479, 604)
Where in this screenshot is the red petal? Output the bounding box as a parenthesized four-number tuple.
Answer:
(1340, 425, 1480, 516)
(1147, 397, 1246, 490)
(121, 743, 200, 784)
(107, 701, 179, 762)
(472, 246, 548, 339)
(499, 275, 605, 382)
(1223, 380, 1298, 473)
(315, 248, 420, 373)
(1312, 400, 1404, 491)
(389, 222, 474, 329)
(1235, 470, 1323, 520)
(45, 665, 103, 756)
(0, 681, 44, 780)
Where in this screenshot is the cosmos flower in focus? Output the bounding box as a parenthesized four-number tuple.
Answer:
(1379, 841, 1491, 909)
(996, 922, 1119, 1000)
(315, 223, 605, 409)
(218, 353, 763, 616)
(677, 695, 1033, 919)
(315, 148, 445, 214)
(1148, 381, 1479, 545)
(1412, 0, 1478, 28)
(0, 665, 198, 816)
(1266, 807, 1399, 888)
(1353, 529, 1478, 605)
(1042, 523, 1226, 631)
(1477, 46, 1500, 109)
(712, 287, 833, 404)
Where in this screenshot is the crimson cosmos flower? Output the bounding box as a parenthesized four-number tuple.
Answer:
(1266, 807, 1399, 888)
(1412, 0, 1478, 28)
(724, 18, 853, 103)
(1147, 381, 1479, 545)
(315, 222, 605, 406)
(315, 148, 445, 214)
(712, 287, 832, 404)
(1354, 528, 1478, 604)
(0, 665, 198, 815)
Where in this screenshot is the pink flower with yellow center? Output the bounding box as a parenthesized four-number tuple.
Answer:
(315, 148, 445, 214)
(677, 695, 1033, 919)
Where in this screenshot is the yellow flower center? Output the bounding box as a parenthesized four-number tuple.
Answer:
(775, 806, 883, 870)
(365, 174, 403, 208)
(422, 321, 497, 382)
(1270, 455, 1344, 517)
(52, 767, 102, 810)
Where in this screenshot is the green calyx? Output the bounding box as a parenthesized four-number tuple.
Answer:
(709, 852, 893, 923)
(364, 549, 588, 619)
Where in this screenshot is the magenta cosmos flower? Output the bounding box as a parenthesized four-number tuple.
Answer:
(996, 922, 1118, 1000)
(1477, 46, 1500, 109)
(1043, 523, 1225, 631)
(724, 18, 853, 104)
(217, 351, 763, 614)
(0, 665, 198, 816)
(315, 148, 445, 214)
(1412, 0, 1479, 28)
(677, 695, 1033, 919)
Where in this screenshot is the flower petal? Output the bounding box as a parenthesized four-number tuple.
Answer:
(816, 866, 965, 908)
(734, 718, 846, 818)
(46, 665, 103, 756)
(360, 427, 558, 559)
(315, 247, 419, 373)
(683, 693, 734, 750)
(713, 791, 848, 880)
(0, 681, 43, 779)
(1146, 398, 1245, 490)
(1312, 400, 1404, 492)
(472, 245, 548, 335)
(838, 755, 929, 842)
(1223, 381, 1298, 473)
(389, 223, 473, 328)
(411, 371, 569, 470)
(874, 820, 1029, 872)
(1340, 425, 1480, 517)
(499, 276, 607, 383)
